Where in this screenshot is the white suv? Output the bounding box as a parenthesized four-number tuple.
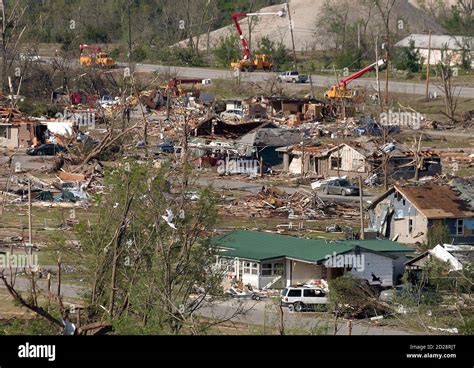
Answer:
(280, 287, 328, 312)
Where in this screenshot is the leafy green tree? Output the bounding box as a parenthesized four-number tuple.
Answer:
(256, 37, 291, 70)
(213, 35, 241, 67)
(393, 40, 422, 73)
(425, 224, 451, 250)
(75, 161, 228, 334)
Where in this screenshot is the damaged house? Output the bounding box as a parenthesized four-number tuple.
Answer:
(0, 107, 38, 149)
(280, 142, 441, 179)
(213, 230, 413, 289)
(368, 184, 474, 245)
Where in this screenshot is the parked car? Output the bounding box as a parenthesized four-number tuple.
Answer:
(353, 118, 400, 136)
(27, 144, 65, 156)
(220, 109, 244, 120)
(277, 71, 308, 83)
(155, 140, 175, 154)
(320, 179, 360, 196)
(99, 95, 120, 108)
(280, 286, 328, 312)
(380, 285, 442, 305)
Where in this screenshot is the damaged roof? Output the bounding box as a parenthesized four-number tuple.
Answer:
(396, 184, 474, 219)
(370, 184, 474, 219)
(237, 125, 303, 147)
(212, 230, 412, 262)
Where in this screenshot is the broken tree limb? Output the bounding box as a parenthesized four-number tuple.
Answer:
(0, 274, 64, 329)
(72, 120, 142, 173)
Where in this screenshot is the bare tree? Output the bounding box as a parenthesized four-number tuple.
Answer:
(436, 49, 462, 124)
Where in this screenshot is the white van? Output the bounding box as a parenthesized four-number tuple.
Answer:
(280, 287, 328, 312)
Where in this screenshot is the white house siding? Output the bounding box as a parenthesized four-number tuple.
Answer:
(288, 156, 302, 174)
(0, 126, 18, 149)
(349, 251, 394, 287)
(286, 260, 322, 286)
(329, 145, 366, 173)
(418, 49, 472, 66)
(393, 216, 428, 244)
(242, 274, 259, 288)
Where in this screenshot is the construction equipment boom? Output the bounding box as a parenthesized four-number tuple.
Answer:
(325, 59, 386, 99)
(79, 44, 116, 68)
(230, 10, 285, 72)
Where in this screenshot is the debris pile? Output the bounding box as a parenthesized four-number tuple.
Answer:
(219, 186, 359, 219)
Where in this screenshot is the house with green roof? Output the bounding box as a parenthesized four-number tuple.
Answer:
(212, 230, 413, 289)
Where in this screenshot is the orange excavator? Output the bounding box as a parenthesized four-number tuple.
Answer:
(79, 44, 115, 68)
(325, 59, 386, 99)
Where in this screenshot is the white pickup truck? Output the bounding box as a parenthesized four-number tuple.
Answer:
(277, 71, 308, 83)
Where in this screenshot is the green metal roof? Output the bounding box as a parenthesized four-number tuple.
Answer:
(212, 231, 413, 262)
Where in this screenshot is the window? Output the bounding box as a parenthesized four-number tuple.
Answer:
(0, 126, 6, 138)
(456, 219, 464, 236)
(304, 289, 325, 297)
(331, 157, 342, 169)
(408, 219, 413, 234)
(304, 289, 317, 297)
(243, 262, 258, 275)
(261, 262, 284, 276)
(287, 289, 301, 297)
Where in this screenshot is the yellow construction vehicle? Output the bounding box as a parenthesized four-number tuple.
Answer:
(79, 44, 116, 68)
(230, 11, 285, 72)
(325, 59, 386, 99)
(231, 54, 273, 72)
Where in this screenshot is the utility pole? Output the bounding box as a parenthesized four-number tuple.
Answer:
(383, 42, 389, 105)
(357, 24, 361, 50)
(28, 179, 32, 248)
(309, 74, 315, 98)
(286, 2, 297, 70)
(425, 30, 432, 101)
(358, 176, 365, 240)
(300, 137, 305, 178)
(0, 0, 5, 93)
(375, 35, 381, 108)
(128, 0, 132, 70)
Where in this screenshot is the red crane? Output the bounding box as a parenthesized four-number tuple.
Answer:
(338, 59, 386, 89)
(325, 59, 386, 98)
(230, 10, 285, 71)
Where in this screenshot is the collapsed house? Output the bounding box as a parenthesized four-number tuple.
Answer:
(279, 141, 441, 180)
(0, 107, 38, 149)
(405, 243, 474, 273)
(368, 183, 474, 245)
(213, 230, 413, 289)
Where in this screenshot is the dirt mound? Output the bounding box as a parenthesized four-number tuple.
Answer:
(177, 0, 445, 52)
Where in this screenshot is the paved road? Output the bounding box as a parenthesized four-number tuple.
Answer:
(129, 62, 474, 98)
(0, 277, 411, 335)
(41, 57, 474, 98)
(197, 298, 411, 335)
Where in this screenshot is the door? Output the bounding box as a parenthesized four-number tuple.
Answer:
(303, 288, 327, 305)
